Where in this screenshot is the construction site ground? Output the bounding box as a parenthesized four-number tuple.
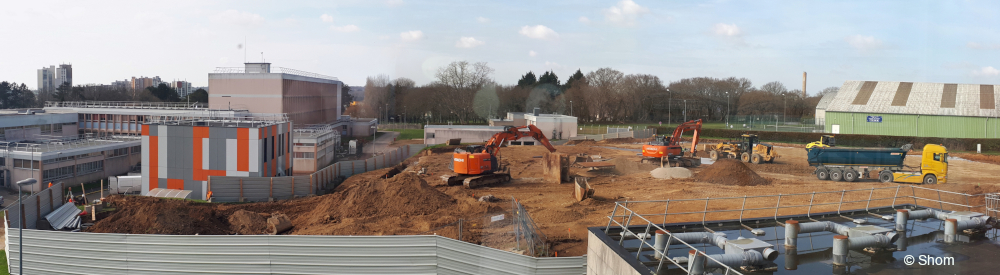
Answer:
(86, 137, 1000, 258)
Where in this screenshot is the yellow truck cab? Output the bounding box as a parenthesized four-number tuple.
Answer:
(892, 144, 948, 184)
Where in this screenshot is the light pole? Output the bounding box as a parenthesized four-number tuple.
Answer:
(371, 125, 377, 157)
(570, 101, 573, 117)
(683, 99, 688, 122)
(667, 88, 672, 124)
(726, 92, 730, 127)
(16, 178, 37, 275)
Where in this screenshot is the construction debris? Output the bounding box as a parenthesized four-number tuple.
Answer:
(478, 194, 498, 202)
(573, 177, 595, 201)
(267, 213, 293, 235)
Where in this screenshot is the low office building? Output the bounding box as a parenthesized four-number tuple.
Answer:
(0, 109, 79, 141)
(423, 125, 542, 145)
(141, 114, 292, 200)
(490, 108, 578, 140)
(2, 135, 141, 192)
(292, 125, 339, 175)
(329, 116, 378, 138)
(209, 63, 343, 125)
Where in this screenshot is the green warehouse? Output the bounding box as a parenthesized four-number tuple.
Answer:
(824, 80, 1000, 138)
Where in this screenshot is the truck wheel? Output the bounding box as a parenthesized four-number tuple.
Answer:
(843, 169, 858, 182)
(751, 154, 762, 164)
(741, 152, 751, 163)
(923, 174, 938, 185)
(816, 168, 830, 180)
(726, 153, 737, 159)
(878, 171, 893, 183)
(710, 151, 719, 161)
(830, 169, 844, 181)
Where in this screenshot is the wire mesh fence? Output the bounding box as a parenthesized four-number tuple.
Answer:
(421, 196, 550, 257)
(726, 115, 825, 133)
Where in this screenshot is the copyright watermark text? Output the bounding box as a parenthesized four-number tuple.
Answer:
(904, 255, 955, 266)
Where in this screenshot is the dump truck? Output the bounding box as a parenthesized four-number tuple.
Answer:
(807, 143, 948, 184)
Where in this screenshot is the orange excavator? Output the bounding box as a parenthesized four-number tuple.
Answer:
(641, 119, 702, 167)
(447, 125, 556, 188)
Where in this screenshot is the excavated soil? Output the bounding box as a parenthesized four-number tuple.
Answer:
(85, 138, 1000, 257)
(694, 159, 771, 186)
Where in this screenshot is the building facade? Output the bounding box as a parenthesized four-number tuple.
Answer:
(44, 101, 246, 136)
(292, 125, 339, 175)
(209, 63, 343, 125)
(37, 66, 56, 94)
(141, 114, 292, 200)
(491, 109, 578, 140)
(824, 81, 1000, 138)
(131, 76, 162, 93)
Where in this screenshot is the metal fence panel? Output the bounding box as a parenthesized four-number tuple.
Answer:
(6, 230, 584, 275)
(293, 176, 311, 197)
(210, 177, 242, 202)
(243, 178, 272, 202)
(272, 178, 293, 199)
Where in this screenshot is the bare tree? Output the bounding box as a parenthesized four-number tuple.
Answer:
(435, 61, 495, 91)
(817, 86, 839, 97)
(760, 81, 788, 95)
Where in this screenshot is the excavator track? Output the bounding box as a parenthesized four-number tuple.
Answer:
(445, 173, 512, 188)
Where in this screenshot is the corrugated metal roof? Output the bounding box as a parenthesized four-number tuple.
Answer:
(826, 81, 1000, 117)
(147, 188, 193, 199)
(44, 203, 81, 230)
(814, 92, 838, 110)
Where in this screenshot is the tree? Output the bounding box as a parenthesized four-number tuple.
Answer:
(436, 61, 495, 91)
(563, 69, 584, 90)
(760, 81, 788, 95)
(517, 71, 537, 87)
(340, 85, 354, 113)
(147, 83, 180, 102)
(538, 71, 560, 86)
(0, 81, 37, 108)
(817, 86, 839, 97)
(185, 88, 208, 103)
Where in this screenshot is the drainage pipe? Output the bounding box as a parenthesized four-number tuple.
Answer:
(897, 209, 992, 232)
(831, 235, 848, 266)
(786, 220, 850, 248)
(702, 249, 778, 268)
(687, 250, 705, 275)
(847, 232, 898, 249)
(944, 219, 957, 243)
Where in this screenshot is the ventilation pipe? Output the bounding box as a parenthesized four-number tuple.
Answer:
(785, 220, 851, 248)
(653, 230, 728, 259)
(895, 209, 993, 232)
(831, 233, 897, 266)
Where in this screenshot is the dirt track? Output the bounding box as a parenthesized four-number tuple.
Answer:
(86, 139, 1000, 257)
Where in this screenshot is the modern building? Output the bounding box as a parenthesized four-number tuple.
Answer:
(813, 91, 838, 125)
(131, 76, 162, 93)
(55, 64, 73, 88)
(37, 64, 72, 93)
(824, 81, 1000, 138)
(208, 63, 343, 125)
(491, 108, 578, 140)
(141, 113, 292, 200)
(171, 80, 194, 97)
(292, 125, 339, 175)
(44, 101, 250, 136)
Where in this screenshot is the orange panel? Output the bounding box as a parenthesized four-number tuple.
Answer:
(193, 126, 210, 138)
(193, 136, 204, 181)
(237, 128, 249, 171)
(167, 179, 184, 190)
(141, 124, 149, 136)
(150, 136, 158, 190)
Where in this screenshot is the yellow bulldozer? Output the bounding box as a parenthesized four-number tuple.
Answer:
(708, 134, 779, 164)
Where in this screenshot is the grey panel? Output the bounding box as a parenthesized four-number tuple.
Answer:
(209, 126, 237, 140)
(183, 179, 203, 200)
(942, 84, 958, 108)
(891, 82, 913, 106)
(158, 178, 169, 189)
(210, 138, 227, 171)
(851, 81, 878, 105)
(147, 124, 157, 136)
(170, 125, 193, 138)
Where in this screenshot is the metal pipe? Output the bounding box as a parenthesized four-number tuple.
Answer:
(784, 247, 798, 270)
(895, 209, 909, 231)
(784, 220, 799, 248)
(703, 249, 772, 268)
(654, 230, 668, 259)
(831, 235, 848, 266)
(847, 233, 897, 249)
(944, 219, 957, 243)
(797, 221, 851, 236)
(687, 250, 705, 275)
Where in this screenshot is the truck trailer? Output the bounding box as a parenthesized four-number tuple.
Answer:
(807, 144, 948, 184)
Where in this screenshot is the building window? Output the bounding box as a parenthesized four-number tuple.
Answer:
(294, 152, 315, 159)
(14, 159, 39, 169)
(43, 166, 74, 180)
(108, 148, 128, 158)
(76, 160, 104, 175)
(131, 145, 141, 154)
(43, 156, 75, 164)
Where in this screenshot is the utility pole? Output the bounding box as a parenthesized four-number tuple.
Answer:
(726, 92, 730, 127)
(570, 101, 574, 117)
(683, 99, 687, 122)
(667, 88, 672, 124)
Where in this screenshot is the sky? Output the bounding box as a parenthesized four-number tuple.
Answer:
(4, 0, 1000, 95)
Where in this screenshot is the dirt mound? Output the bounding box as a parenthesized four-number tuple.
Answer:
(228, 210, 270, 235)
(565, 139, 596, 145)
(694, 159, 770, 186)
(335, 172, 455, 218)
(951, 153, 1000, 166)
(651, 167, 692, 179)
(88, 196, 232, 235)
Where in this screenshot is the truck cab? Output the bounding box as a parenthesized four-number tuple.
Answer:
(892, 144, 948, 184)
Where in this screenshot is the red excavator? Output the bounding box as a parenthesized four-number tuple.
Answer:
(641, 119, 703, 167)
(447, 125, 556, 188)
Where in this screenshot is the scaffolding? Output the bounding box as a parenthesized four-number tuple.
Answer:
(603, 185, 994, 275)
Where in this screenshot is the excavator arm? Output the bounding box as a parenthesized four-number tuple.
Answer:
(483, 125, 557, 155)
(669, 119, 703, 156)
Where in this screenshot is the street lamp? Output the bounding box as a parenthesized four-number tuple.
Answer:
(371, 125, 377, 157)
(726, 92, 730, 127)
(16, 178, 38, 275)
(683, 99, 688, 122)
(667, 88, 672, 124)
(569, 101, 573, 117)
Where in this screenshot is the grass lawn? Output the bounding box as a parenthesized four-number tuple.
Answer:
(1, 250, 8, 275)
(387, 129, 423, 140)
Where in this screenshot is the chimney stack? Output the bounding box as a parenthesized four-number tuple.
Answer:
(802, 72, 807, 97)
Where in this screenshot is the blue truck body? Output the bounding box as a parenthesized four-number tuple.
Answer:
(806, 147, 909, 168)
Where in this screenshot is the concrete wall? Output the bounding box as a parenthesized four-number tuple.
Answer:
(527, 115, 578, 140)
(208, 76, 285, 113)
(587, 230, 645, 275)
(209, 73, 343, 125)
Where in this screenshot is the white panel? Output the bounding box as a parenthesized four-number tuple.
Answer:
(226, 139, 237, 171)
(201, 181, 208, 200)
(202, 138, 210, 170)
(248, 139, 259, 173)
(158, 127, 167, 179)
(226, 171, 249, 177)
(249, 127, 258, 140)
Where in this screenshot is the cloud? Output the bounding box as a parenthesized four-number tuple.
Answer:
(385, 0, 404, 7)
(330, 25, 359, 32)
(713, 23, 740, 37)
(477, 16, 489, 23)
(320, 14, 333, 23)
(400, 30, 424, 41)
(846, 35, 883, 50)
(544, 61, 567, 70)
(213, 10, 264, 27)
(579, 16, 590, 24)
(529, 50, 537, 57)
(604, 0, 649, 26)
(968, 42, 1000, 50)
(973, 66, 1000, 76)
(519, 25, 558, 39)
(455, 37, 485, 48)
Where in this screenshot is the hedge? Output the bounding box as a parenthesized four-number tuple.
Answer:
(645, 126, 1000, 152)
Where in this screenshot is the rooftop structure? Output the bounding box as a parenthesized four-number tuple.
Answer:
(209, 63, 343, 125)
(45, 101, 208, 110)
(292, 124, 340, 175)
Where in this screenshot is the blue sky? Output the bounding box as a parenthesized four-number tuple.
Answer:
(4, 0, 1000, 95)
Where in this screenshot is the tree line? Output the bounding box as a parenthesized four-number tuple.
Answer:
(348, 61, 838, 124)
(0, 81, 210, 109)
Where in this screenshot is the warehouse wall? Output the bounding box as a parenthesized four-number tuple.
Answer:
(5, 230, 586, 275)
(825, 112, 1000, 138)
